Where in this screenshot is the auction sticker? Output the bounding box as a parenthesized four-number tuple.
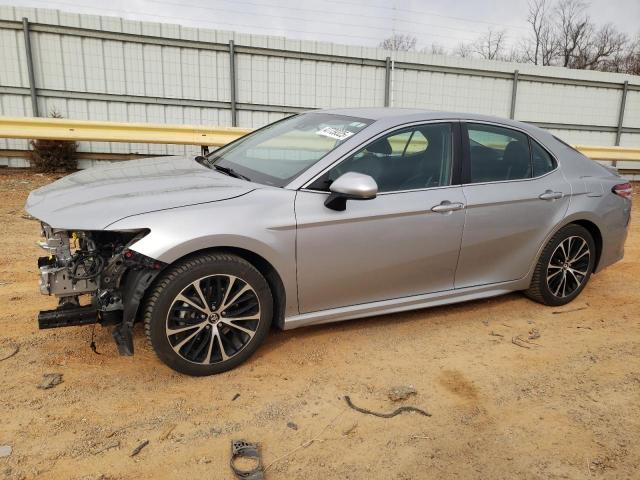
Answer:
(316, 126, 354, 141)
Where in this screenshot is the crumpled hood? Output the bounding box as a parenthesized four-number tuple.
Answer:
(25, 156, 256, 230)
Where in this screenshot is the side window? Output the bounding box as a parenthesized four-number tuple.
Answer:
(531, 140, 556, 176)
(309, 123, 453, 193)
(387, 131, 413, 155)
(404, 131, 428, 154)
(467, 123, 531, 183)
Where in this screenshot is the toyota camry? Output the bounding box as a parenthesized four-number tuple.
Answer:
(26, 108, 632, 375)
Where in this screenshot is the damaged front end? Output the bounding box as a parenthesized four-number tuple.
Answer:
(37, 224, 165, 355)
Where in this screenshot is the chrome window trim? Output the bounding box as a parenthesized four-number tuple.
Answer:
(299, 182, 459, 196)
(460, 168, 559, 187)
(460, 120, 560, 187)
(300, 119, 457, 194)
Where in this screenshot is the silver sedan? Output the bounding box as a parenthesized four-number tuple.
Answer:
(26, 108, 632, 375)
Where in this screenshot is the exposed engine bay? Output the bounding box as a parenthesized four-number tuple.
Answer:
(37, 224, 165, 354)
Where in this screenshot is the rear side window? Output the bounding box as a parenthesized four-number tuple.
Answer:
(467, 123, 531, 183)
(531, 140, 556, 176)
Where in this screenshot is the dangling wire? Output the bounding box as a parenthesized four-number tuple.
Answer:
(89, 322, 101, 355)
(71, 253, 105, 281)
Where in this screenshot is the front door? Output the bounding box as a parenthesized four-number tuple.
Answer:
(295, 122, 467, 313)
(454, 122, 571, 288)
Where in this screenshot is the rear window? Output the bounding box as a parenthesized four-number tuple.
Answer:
(531, 140, 556, 176)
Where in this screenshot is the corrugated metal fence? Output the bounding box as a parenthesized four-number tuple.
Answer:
(0, 6, 639, 169)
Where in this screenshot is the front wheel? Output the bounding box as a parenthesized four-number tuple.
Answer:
(143, 252, 273, 376)
(525, 224, 596, 306)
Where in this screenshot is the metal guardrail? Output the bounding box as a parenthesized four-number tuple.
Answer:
(0, 116, 639, 164)
(573, 145, 640, 162)
(0, 116, 251, 146)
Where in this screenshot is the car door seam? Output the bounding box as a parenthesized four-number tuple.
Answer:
(453, 183, 469, 289)
(293, 190, 302, 315)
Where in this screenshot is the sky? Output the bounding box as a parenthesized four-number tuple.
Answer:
(4, 0, 639, 52)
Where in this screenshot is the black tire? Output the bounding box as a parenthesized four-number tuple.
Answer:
(143, 252, 273, 376)
(525, 224, 596, 306)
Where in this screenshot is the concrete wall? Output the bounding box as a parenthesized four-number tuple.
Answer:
(0, 6, 638, 169)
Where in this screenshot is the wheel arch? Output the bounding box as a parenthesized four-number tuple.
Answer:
(152, 246, 288, 330)
(569, 219, 603, 271)
(527, 213, 605, 282)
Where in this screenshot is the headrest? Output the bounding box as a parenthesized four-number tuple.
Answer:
(503, 141, 527, 162)
(366, 138, 392, 155)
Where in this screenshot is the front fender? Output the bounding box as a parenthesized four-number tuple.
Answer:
(107, 189, 299, 316)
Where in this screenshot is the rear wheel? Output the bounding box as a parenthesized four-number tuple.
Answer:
(144, 252, 273, 376)
(525, 224, 596, 306)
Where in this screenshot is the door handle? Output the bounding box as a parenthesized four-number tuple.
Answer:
(431, 201, 465, 213)
(539, 190, 563, 201)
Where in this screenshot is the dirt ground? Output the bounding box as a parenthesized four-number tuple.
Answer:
(0, 169, 638, 480)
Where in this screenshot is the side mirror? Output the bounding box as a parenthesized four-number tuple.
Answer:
(324, 172, 378, 211)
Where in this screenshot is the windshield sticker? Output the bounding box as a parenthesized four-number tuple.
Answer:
(316, 126, 355, 141)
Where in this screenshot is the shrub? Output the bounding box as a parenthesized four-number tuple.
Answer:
(29, 110, 78, 172)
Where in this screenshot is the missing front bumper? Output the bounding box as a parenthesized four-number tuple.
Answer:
(38, 256, 98, 296)
(38, 304, 98, 329)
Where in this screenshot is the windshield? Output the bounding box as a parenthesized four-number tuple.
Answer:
(204, 113, 373, 186)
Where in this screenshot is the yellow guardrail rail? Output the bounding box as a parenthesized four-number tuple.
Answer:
(0, 116, 251, 146)
(0, 116, 638, 164)
(573, 145, 640, 162)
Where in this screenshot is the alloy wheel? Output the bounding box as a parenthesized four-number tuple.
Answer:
(546, 236, 591, 298)
(165, 275, 261, 364)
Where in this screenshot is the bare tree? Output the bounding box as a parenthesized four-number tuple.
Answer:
(376, 0, 635, 73)
(472, 29, 507, 60)
(539, 24, 559, 65)
(501, 48, 525, 63)
(628, 35, 640, 74)
(522, 0, 558, 65)
(424, 43, 446, 55)
(379, 34, 417, 51)
(523, 0, 545, 64)
(520, 0, 631, 70)
(622, 34, 640, 74)
(573, 23, 628, 69)
(596, 31, 638, 73)
(454, 42, 473, 58)
(554, 0, 591, 67)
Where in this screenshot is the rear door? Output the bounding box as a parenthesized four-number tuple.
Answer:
(455, 122, 571, 288)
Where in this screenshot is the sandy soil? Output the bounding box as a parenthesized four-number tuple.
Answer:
(0, 169, 638, 480)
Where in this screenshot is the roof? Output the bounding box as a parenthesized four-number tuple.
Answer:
(310, 107, 552, 150)
(312, 107, 549, 137)
(317, 107, 438, 120)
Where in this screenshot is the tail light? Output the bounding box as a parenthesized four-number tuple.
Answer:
(612, 182, 632, 200)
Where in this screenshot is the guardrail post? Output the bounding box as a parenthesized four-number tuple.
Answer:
(384, 56, 391, 107)
(22, 17, 39, 117)
(229, 40, 238, 127)
(510, 69, 519, 120)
